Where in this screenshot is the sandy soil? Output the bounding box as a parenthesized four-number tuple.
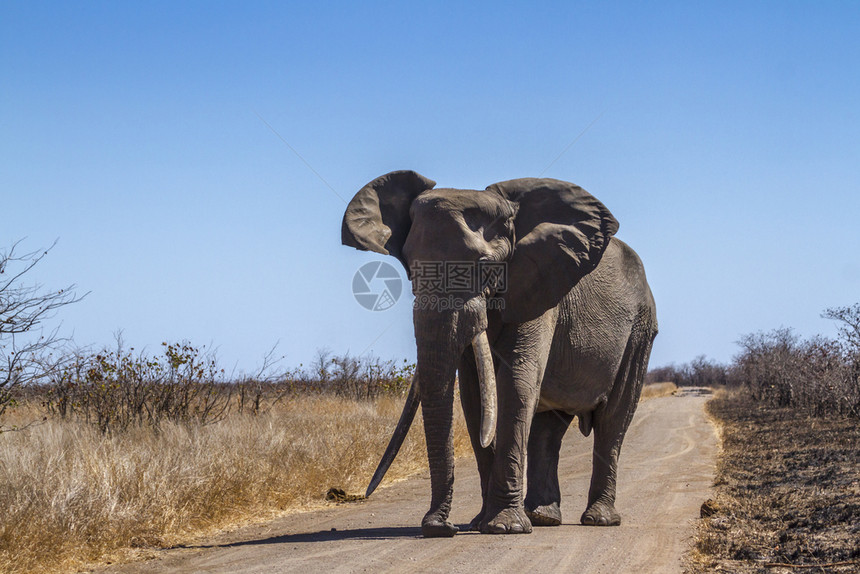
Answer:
(102, 388, 717, 574)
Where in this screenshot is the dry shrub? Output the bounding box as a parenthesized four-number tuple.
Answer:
(646, 356, 728, 387)
(0, 240, 84, 424)
(288, 349, 415, 400)
(43, 342, 232, 433)
(0, 394, 470, 574)
(735, 328, 859, 418)
(648, 303, 860, 420)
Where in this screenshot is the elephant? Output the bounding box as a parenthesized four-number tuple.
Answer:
(341, 170, 657, 537)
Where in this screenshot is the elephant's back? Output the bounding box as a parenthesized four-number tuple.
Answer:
(539, 238, 656, 413)
(598, 238, 656, 326)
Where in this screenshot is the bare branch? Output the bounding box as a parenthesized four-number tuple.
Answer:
(823, 303, 860, 350)
(0, 239, 85, 422)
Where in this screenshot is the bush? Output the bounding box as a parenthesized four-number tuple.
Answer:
(735, 327, 859, 418)
(734, 327, 803, 407)
(44, 341, 231, 434)
(289, 349, 414, 400)
(38, 341, 417, 434)
(646, 355, 728, 387)
(648, 303, 860, 419)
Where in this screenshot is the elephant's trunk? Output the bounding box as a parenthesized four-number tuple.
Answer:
(471, 330, 497, 448)
(415, 333, 458, 535)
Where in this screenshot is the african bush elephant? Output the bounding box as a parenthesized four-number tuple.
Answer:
(342, 170, 657, 537)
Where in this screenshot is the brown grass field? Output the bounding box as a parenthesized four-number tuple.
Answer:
(0, 381, 678, 574)
(0, 395, 470, 574)
(688, 389, 860, 573)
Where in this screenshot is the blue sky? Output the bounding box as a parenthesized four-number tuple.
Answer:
(3, 1, 859, 373)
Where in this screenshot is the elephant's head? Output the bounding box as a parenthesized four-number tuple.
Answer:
(342, 170, 618, 533)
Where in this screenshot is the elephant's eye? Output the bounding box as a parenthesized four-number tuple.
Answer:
(463, 210, 484, 233)
(494, 218, 515, 243)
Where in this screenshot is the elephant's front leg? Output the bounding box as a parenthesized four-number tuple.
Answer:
(480, 316, 555, 534)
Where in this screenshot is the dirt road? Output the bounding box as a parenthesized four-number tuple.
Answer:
(106, 388, 717, 574)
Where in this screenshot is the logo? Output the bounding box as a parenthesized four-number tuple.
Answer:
(352, 261, 403, 311)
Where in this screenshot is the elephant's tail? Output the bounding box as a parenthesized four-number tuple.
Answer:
(365, 376, 420, 497)
(608, 306, 658, 424)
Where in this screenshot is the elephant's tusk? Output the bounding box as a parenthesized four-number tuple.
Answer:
(472, 331, 497, 449)
(365, 375, 420, 498)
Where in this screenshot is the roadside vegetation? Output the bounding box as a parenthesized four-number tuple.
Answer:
(660, 304, 860, 573)
(690, 391, 859, 573)
(1, 240, 84, 428)
(639, 381, 678, 401)
(0, 344, 473, 574)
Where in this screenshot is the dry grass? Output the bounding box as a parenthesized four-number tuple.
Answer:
(0, 395, 470, 574)
(688, 390, 860, 573)
(639, 381, 678, 401)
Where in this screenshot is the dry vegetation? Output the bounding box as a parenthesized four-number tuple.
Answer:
(680, 304, 860, 573)
(649, 306, 860, 420)
(0, 337, 469, 574)
(0, 392, 470, 574)
(688, 390, 860, 573)
(639, 381, 678, 401)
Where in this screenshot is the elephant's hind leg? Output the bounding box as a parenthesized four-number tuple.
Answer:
(581, 414, 625, 526)
(582, 313, 656, 527)
(525, 410, 574, 526)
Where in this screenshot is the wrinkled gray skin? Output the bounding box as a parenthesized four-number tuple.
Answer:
(342, 170, 657, 537)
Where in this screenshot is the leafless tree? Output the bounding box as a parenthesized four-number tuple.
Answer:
(823, 303, 860, 416)
(0, 240, 85, 423)
(235, 343, 288, 414)
(823, 303, 860, 351)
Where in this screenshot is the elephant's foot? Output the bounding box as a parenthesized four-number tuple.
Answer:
(422, 514, 458, 538)
(580, 501, 621, 526)
(525, 502, 562, 526)
(468, 509, 485, 531)
(480, 506, 533, 534)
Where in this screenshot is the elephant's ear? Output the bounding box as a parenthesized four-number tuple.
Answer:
(486, 178, 619, 324)
(342, 170, 436, 270)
